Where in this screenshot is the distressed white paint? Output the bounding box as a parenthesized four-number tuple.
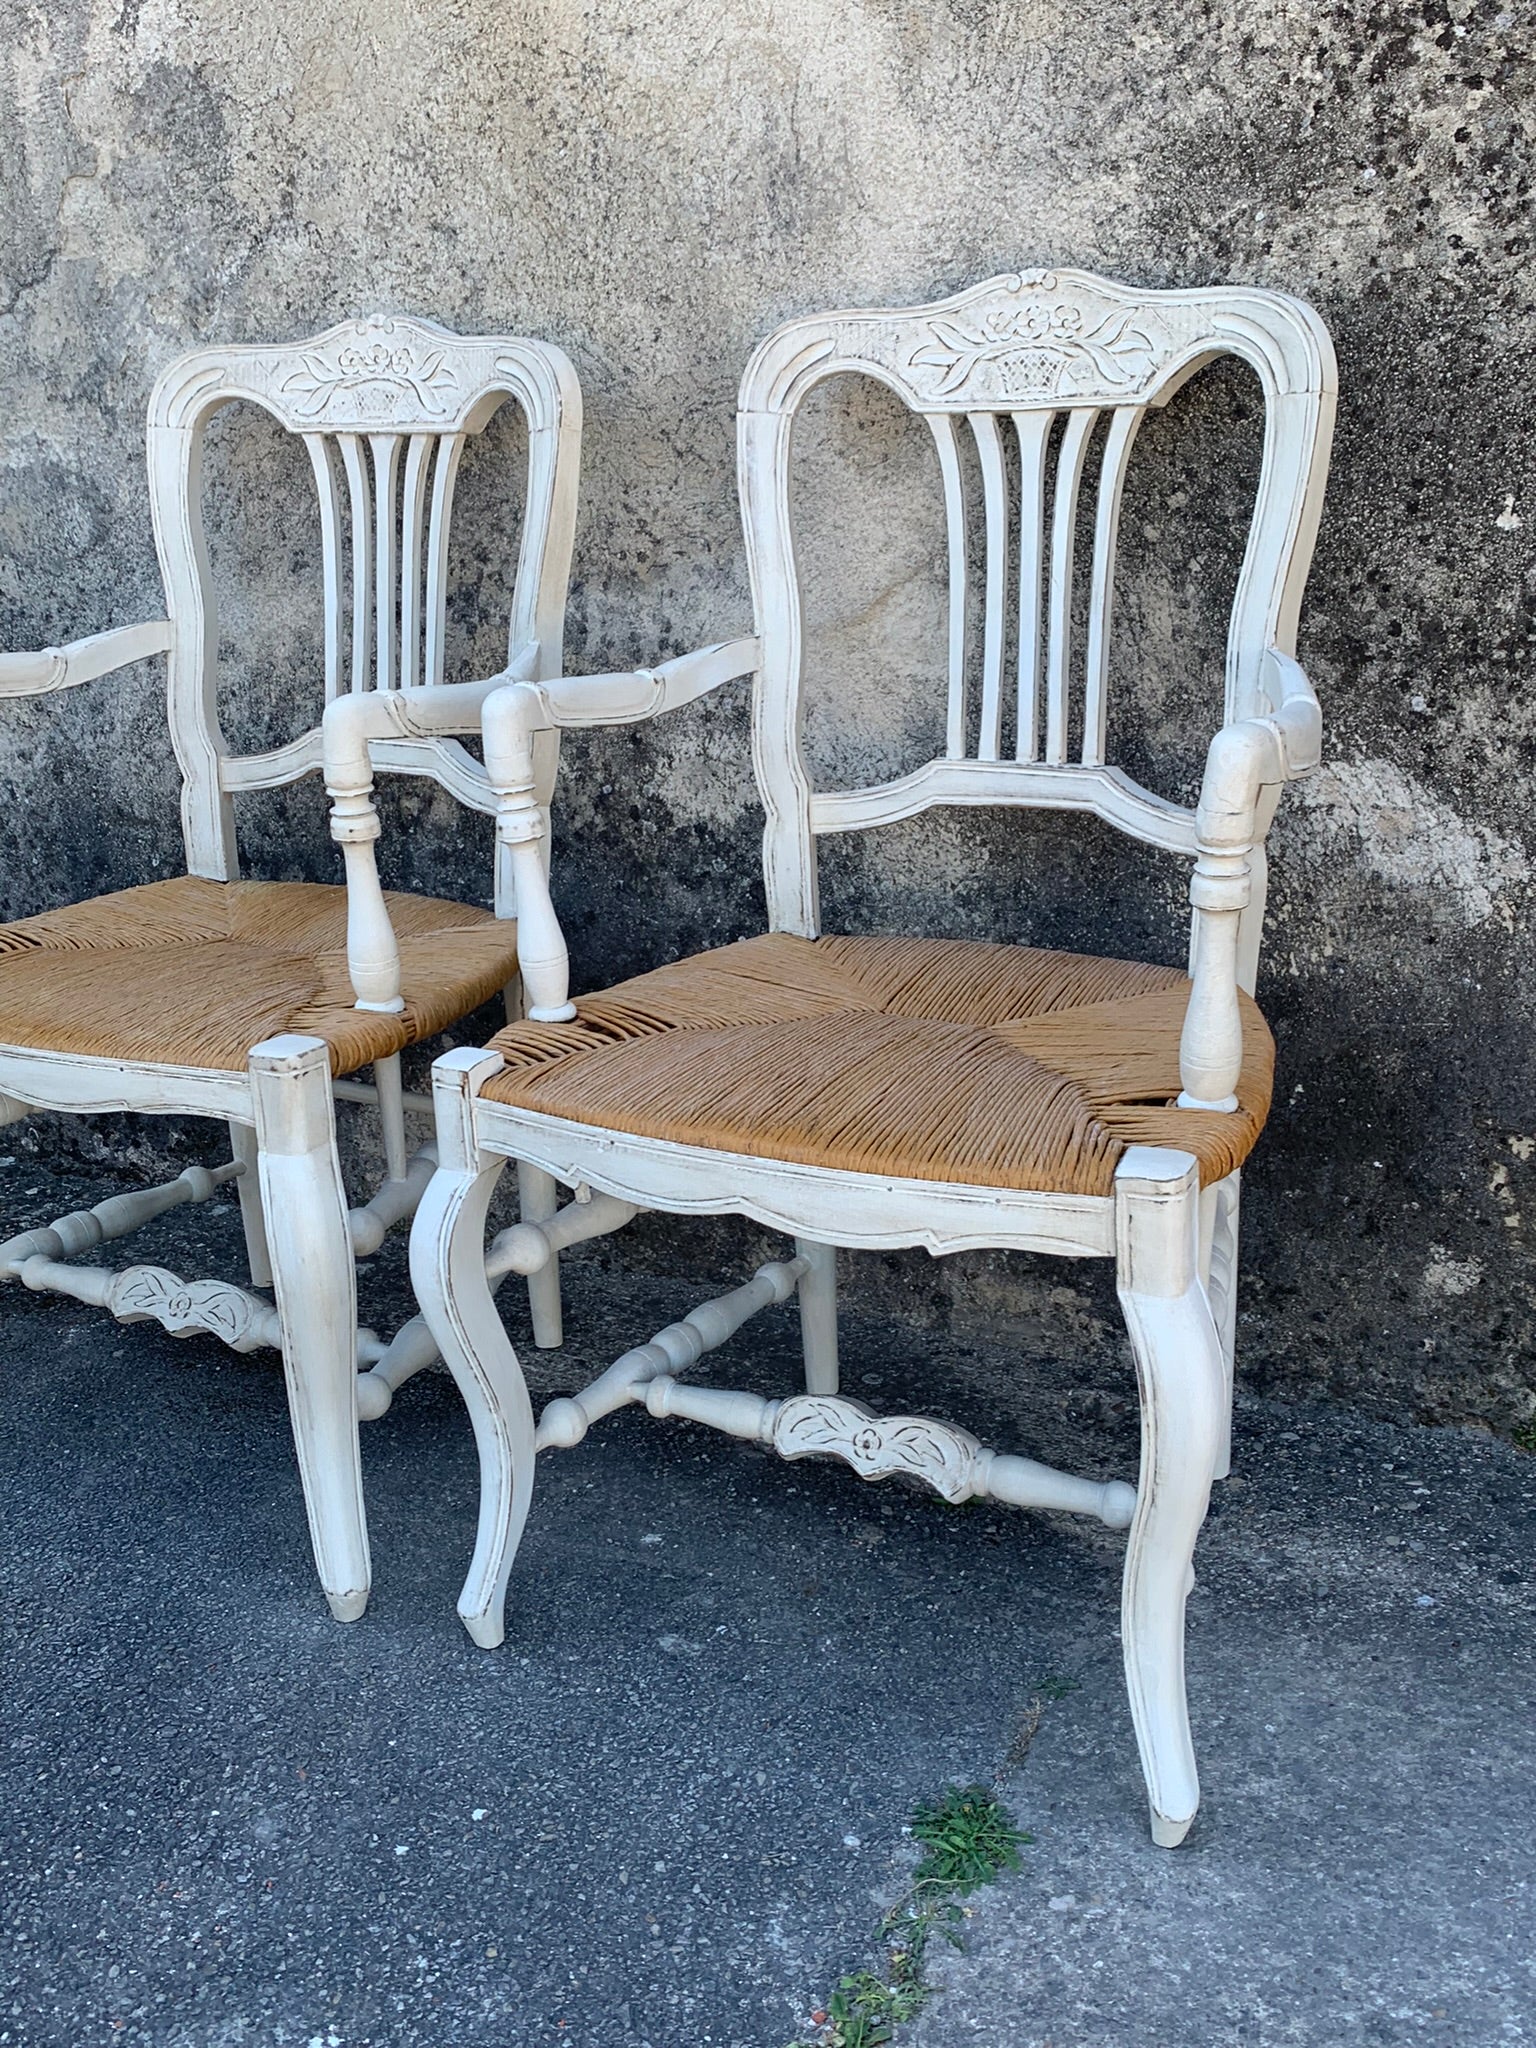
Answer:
(1114, 1147, 1227, 1846)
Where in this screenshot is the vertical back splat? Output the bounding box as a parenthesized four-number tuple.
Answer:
(369, 434, 403, 692)
(1045, 409, 1099, 765)
(968, 412, 1009, 761)
(399, 434, 435, 690)
(1082, 407, 1145, 768)
(1012, 411, 1053, 763)
(927, 414, 968, 760)
(338, 434, 373, 696)
(425, 435, 468, 688)
(921, 399, 1142, 778)
(298, 427, 488, 701)
(303, 434, 344, 704)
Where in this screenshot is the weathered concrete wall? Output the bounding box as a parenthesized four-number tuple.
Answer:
(1, 0, 1532, 1430)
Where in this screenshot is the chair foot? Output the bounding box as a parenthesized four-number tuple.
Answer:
(1149, 1808, 1194, 1850)
(251, 1035, 371, 1622)
(1116, 1148, 1225, 1848)
(460, 1606, 506, 1650)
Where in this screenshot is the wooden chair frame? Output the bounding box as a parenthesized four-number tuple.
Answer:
(0, 315, 580, 1619)
(410, 272, 1337, 1842)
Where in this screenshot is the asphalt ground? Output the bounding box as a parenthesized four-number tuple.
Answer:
(1, 1151, 1531, 2048)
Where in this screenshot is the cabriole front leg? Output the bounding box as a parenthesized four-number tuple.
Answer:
(411, 1151, 533, 1648)
(250, 1035, 370, 1623)
(1115, 1146, 1226, 1848)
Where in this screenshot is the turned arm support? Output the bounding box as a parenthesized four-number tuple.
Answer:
(320, 645, 541, 1011)
(482, 637, 759, 1022)
(1179, 650, 1321, 1110)
(0, 621, 173, 699)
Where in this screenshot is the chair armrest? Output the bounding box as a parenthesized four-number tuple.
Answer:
(1177, 649, 1322, 1109)
(482, 638, 759, 757)
(1262, 648, 1322, 778)
(319, 644, 543, 1014)
(482, 639, 759, 1022)
(321, 644, 540, 790)
(0, 621, 173, 699)
(1198, 653, 1321, 843)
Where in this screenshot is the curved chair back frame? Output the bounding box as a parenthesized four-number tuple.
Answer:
(737, 269, 1337, 966)
(147, 315, 581, 880)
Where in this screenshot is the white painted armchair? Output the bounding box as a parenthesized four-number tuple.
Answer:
(0, 316, 580, 1621)
(410, 273, 1336, 1843)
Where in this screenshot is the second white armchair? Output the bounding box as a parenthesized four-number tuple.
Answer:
(410, 269, 1337, 1846)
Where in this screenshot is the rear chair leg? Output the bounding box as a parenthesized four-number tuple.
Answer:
(795, 1237, 839, 1395)
(373, 1051, 410, 1184)
(1115, 1147, 1226, 1848)
(504, 977, 563, 1351)
(519, 1162, 563, 1348)
(1210, 1174, 1241, 1479)
(250, 1035, 370, 1623)
(413, 1048, 535, 1648)
(227, 1118, 272, 1288)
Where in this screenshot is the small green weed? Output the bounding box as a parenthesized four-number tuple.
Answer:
(908, 1783, 1031, 1898)
(809, 1969, 923, 2047)
(788, 1785, 1031, 2047)
(1514, 1421, 1536, 1455)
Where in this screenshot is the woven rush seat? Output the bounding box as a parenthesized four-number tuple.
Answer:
(483, 932, 1274, 1198)
(0, 875, 520, 1074)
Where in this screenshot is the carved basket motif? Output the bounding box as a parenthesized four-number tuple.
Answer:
(279, 322, 463, 424)
(834, 273, 1178, 409)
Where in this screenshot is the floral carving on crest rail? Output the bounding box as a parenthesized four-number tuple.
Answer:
(280, 324, 462, 423)
(910, 303, 1159, 401)
(836, 274, 1174, 405)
